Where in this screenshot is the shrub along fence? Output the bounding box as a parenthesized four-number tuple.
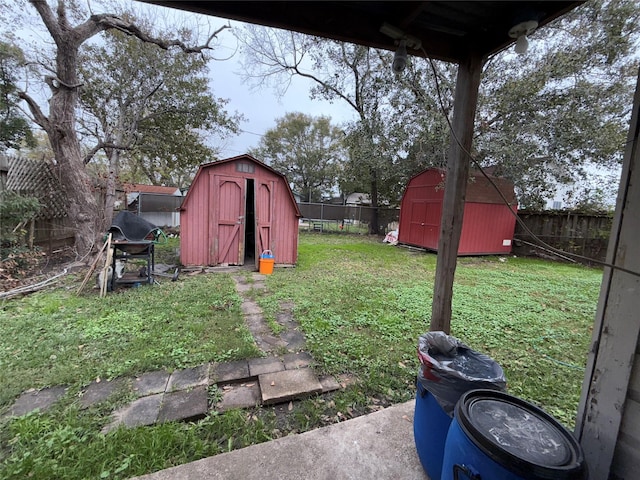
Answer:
(297, 203, 612, 265)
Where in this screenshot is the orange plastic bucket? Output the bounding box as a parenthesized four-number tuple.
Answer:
(259, 250, 274, 275)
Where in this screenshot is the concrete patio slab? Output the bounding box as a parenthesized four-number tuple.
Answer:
(260, 368, 323, 405)
(132, 401, 428, 480)
(241, 301, 262, 316)
(318, 375, 341, 393)
(158, 387, 209, 423)
(134, 370, 170, 397)
(166, 364, 209, 392)
(280, 330, 307, 352)
(249, 356, 284, 376)
(6, 386, 68, 417)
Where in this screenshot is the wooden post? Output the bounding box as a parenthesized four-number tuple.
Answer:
(430, 53, 483, 333)
(575, 68, 640, 479)
(100, 234, 113, 298)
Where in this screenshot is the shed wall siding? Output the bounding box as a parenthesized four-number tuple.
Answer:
(398, 168, 516, 255)
(459, 203, 516, 255)
(270, 179, 298, 265)
(181, 171, 210, 265)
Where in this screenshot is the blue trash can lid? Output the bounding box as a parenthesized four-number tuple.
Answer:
(456, 389, 587, 479)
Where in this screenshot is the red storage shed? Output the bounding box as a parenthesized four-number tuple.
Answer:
(398, 168, 517, 255)
(180, 154, 301, 268)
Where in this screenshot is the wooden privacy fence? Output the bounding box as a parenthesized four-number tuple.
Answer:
(512, 211, 612, 264)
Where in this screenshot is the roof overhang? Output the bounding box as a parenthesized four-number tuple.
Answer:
(145, 1, 583, 63)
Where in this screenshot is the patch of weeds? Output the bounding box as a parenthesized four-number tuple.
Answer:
(207, 385, 223, 405)
(154, 237, 181, 265)
(273, 345, 290, 357)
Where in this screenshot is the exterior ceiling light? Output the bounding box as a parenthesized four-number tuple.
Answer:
(380, 23, 422, 74)
(508, 20, 538, 54)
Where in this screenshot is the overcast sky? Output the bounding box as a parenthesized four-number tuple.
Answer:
(145, 4, 359, 160)
(206, 37, 357, 159)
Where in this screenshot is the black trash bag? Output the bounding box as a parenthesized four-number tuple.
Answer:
(417, 331, 506, 415)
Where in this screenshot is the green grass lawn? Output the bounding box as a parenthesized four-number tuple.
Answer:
(0, 232, 602, 479)
(259, 234, 600, 427)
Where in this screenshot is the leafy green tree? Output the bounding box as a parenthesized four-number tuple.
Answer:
(473, 0, 639, 208)
(251, 112, 343, 202)
(240, 0, 638, 214)
(0, 42, 34, 151)
(9, 0, 228, 255)
(78, 14, 241, 225)
(0, 190, 40, 254)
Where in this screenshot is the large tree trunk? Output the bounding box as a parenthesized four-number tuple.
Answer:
(25, 0, 104, 256)
(47, 54, 100, 256)
(48, 124, 101, 254)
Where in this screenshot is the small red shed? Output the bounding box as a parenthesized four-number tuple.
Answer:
(398, 168, 517, 255)
(180, 154, 301, 268)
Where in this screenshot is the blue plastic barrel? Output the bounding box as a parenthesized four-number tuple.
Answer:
(441, 389, 588, 480)
(413, 382, 453, 480)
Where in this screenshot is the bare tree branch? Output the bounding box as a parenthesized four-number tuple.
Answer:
(29, 0, 63, 45)
(89, 15, 229, 55)
(83, 141, 130, 165)
(17, 90, 49, 131)
(45, 74, 83, 90)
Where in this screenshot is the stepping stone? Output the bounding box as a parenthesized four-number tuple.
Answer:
(249, 357, 284, 376)
(283, 352, 313, 370)
(7, 386, 68, 417)
(258, 334, 287, 349)
(319, 375, 342, 393)
(234, 282, 253, 294)
(259, 369, 323, 405)
(281, 330, 307, 352)
(216, 383, 261, 412)
(105, 393, 163, 432)
(166, 364, 209, 392)
(157, 386, 208, 423)
(134, 370, 170, 396)
(80, 378, 128, 408)
(241, 301, 263, 315)
(211, 360, 250, 383)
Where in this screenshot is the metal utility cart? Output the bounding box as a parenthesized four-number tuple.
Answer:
(107, 211, 161, 290)
(110, 240, 155, 289)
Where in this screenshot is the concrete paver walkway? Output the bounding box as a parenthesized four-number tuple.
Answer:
(4, 271, 339, 430)
(133, 400, 429, 480)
